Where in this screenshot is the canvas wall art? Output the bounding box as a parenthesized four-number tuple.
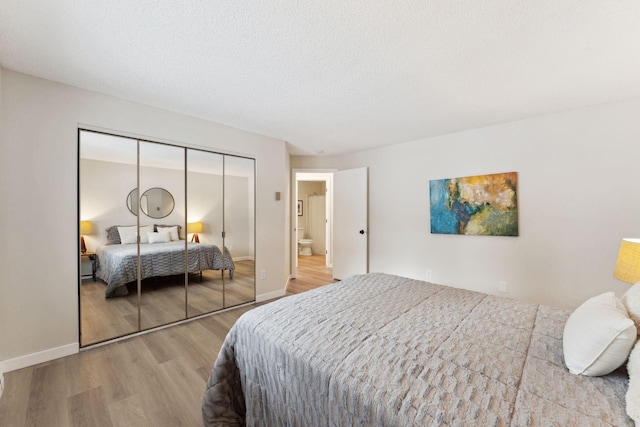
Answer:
(429, 171, 518, 236)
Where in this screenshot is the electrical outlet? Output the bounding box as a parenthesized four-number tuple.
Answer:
(260, 269, 267, 280)
(498, 281, 507, 293)
(425, 270, 432, 281)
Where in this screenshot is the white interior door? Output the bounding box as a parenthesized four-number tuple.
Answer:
(333, 167, 368, 280)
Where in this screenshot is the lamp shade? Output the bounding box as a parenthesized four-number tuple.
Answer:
(614, 238, 640, 284)
(80, 221, 93, 235)
(187, 222, 203, 234)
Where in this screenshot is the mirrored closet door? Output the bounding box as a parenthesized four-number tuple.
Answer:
(223, 155, 256, 308)
(138, 141, 187, 331)
(79, 130, 255, 347)
(186, 149, 225, 317)
(79, 133, 139, 344)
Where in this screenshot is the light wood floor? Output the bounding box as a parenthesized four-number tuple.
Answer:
(0, 256, 334, 427)
(286, 254, 337, 295)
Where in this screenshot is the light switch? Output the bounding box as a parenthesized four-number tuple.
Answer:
(275, 192, 281, 201)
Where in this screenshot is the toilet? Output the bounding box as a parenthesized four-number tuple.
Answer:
(297, 227, 314, 256)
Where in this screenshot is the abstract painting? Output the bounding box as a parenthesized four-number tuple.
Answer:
(429, 172, 518, 236)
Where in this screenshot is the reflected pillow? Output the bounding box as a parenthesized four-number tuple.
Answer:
(622, 282, 640, 334)
(563, 292, 637, 376)
(148, 231, 171, 244)
(155, 224, 181, 241)
(139, 225, 153, 243)
(117, 226, 137, 245)
(117, 225, 153, 245)
(106, 225, 129, 245)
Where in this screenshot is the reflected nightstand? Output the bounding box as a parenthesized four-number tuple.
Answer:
(81, 252, 97, 281)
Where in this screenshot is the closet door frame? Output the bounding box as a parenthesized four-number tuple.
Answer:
(78, 128, 256, 347)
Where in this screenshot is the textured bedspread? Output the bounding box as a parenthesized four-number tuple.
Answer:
(96, 241, 234, 297)
(202, 273, 632, 426)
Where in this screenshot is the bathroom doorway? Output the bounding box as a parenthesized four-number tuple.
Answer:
(292, 171, 334, 282)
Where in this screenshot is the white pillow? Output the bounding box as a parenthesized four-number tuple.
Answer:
(160, 225, 179, 241)
(622, 282, 640, 334)
(148, 231, 171, 244)
(627, 341, 640, 423)
(563, 292, 637, 376)
(139, 225, 153, 243)
(117, 226, 137, 245)
(118, 225, 153, 244)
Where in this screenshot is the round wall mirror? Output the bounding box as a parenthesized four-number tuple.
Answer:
(127, 188, 175, 219)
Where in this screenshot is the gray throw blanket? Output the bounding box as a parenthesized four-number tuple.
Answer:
(202, 273, 631, 426)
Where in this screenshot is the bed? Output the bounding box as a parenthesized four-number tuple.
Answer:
(96, 241, 235, 297)
(202, 273, 634, 426)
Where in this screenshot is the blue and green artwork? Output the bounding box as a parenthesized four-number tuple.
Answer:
(429, 172, 518, 236)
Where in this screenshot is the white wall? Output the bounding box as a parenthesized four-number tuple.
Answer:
(0, 70, 289, 370)
(292, 98, 640, 309)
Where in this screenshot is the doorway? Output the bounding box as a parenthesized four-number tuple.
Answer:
(292, 171, 334, 283)
(290, 167, 369, 290)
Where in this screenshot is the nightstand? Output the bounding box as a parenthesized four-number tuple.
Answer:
(81, 252, 97, 281)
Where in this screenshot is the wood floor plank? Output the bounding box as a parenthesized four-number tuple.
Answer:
(25, 361, 70, 427)
(68, 386, 113, 427)
(108, 394, 149, 427)
(287, 254, 337, 295)
(88, 344, 143, 404)
(157, 357, 206, 426)
(0, 257, 333, 426)
(0, 366, 32, 426)
(116, 339, 183, 427)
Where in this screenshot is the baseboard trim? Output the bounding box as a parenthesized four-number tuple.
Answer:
(0, 342, 79, 374)
(232, 256, 254, 262)
(256, 288, 286, 303)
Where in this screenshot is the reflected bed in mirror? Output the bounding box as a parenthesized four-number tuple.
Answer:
(127, 187, 175, 219)
(96, 240, 235, 297)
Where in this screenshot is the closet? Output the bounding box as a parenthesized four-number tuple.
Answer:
(78, 129, 255, 346)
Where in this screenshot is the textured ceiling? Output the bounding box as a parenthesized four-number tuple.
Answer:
(1, 1, 639, 156)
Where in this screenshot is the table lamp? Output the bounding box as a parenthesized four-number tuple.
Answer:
(614, 238, 640, 283)
(80, 221, 93, 254)
(188, 222, 203, 243)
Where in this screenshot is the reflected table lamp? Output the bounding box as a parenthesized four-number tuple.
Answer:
(614, 238, 640, 284)
(80, 221, 93, 254)
(188, 222, 203, 243)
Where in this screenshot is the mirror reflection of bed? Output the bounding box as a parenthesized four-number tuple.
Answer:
(79, 130, 255, 347)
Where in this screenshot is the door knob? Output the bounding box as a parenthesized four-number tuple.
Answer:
(359, 230, 365, 234)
